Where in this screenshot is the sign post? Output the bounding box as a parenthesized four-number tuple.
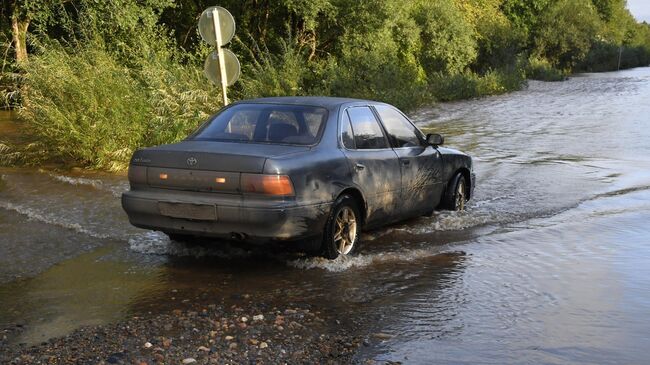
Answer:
(198, 6, 239, 106)
(211, 8, 229, 106)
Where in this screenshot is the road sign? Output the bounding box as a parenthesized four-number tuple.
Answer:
(204, 49, 241, 86)
(198, 6, 235, 47)
(198, 6, 239, 106)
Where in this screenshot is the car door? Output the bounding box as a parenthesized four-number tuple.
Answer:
(340, 106, 402, 224)
(374, 105, 444, 215)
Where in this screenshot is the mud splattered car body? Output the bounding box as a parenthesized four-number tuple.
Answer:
(122, 97, 474, 254)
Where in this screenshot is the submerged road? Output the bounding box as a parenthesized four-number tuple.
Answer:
(1, 67, 650, 364)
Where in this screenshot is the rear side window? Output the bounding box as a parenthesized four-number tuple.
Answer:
(340, 112, 355, 149)
(192, 104, 328, 145)
(375, 105, 423, 148)
(347, 107, 388, 149)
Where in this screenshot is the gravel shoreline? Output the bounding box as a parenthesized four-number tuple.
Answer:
(1, 298, 363, 364)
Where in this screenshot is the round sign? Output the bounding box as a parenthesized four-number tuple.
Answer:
(204, 49, 241, 86)
(198, 6, 236, 46)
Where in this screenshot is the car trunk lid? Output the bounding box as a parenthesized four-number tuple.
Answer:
(130, 141, 308, 193)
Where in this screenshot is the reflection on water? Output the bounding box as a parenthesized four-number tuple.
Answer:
(1, 68, 650, 363)
(0, 246, 163, 344)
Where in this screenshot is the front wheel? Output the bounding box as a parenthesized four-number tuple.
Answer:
(440, 173, 467, 211)
(321, 195, 361, 260)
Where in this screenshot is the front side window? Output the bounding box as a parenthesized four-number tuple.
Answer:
(347, 107, 388, 149)
(192, 104, 328, 145)
(375, 105, 423, 148)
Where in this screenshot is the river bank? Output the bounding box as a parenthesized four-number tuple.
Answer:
(2, 297, 361, 364)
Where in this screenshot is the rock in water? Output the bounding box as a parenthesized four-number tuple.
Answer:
(371, 333, 393, 340)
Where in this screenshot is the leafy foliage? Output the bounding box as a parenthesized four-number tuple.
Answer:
(526, 56, 568, 81)
(533, 0, 601, 70)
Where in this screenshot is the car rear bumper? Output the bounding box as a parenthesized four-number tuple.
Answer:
(121, 189, 332, 242)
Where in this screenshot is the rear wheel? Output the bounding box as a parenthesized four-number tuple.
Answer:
(322, 195, 361, 259)
(440, 173, 467, 211)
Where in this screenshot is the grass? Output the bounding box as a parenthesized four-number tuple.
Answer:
(429, 67, 527, 102)
(525, 57, 568, 82)
(15, 41, 216, 171)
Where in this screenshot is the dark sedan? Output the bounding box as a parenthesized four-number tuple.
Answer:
(122, 97, 475, 259)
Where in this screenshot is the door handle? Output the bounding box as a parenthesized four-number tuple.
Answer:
(401, 159, 410, 166)
(355, 163, 366, 171)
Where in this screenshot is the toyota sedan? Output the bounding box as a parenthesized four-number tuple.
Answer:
(122, 97, 475, 259)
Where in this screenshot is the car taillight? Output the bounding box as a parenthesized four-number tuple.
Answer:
(240, 174, 295, 196)
(128, 165, 147, 186)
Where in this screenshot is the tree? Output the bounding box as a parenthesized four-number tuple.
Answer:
(412, 0, 478, 75)
(456, 0, 526, 71)
(500, 0, 551, 40)
(591, 0, 625, 22)
(533, 0, 601, 69)
(5, 0, 31, 64)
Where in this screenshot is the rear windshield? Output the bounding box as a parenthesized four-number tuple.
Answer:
(191, 103, 328, 145)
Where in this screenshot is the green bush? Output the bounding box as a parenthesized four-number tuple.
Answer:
(532, 0, 601, 70)
(18, 40, 215, 171)
(578, 42, 650, 73)
(323, 28, 431, 111)
(236, 36, 311, 98)
(430, 68, 526, 102)
(580, 41, 620, 72)
(138, 53, 216, 148)
(19, 44, 149, 170)
(526, 57, 568, 81)
(412, 0, 478, 75)
(1, 36, 21, 108)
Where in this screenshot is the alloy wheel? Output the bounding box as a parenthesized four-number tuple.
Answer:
(334, 206, 357, 255)
(456, 181, 466, 211)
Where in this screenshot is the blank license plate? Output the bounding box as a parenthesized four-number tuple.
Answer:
(158, 202, 217, 221)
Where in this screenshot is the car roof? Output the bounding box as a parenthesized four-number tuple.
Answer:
(236, 96, 386, 109)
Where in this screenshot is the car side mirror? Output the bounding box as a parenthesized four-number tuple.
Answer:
(426, 133, 444, 147)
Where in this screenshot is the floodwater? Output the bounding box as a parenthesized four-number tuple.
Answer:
(2, 67, 650, 364)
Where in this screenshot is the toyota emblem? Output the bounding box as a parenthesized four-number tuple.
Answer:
(187, 157, 198, 166)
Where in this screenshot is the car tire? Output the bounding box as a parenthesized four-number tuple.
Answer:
(440, 173, 467, 211)
(321, 194, 361, 260)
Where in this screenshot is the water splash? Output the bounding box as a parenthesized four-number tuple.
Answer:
(127, 231, 252, 259)
(288, 244, 452, 272)
(0, 201, 110, 239)
(49, 173, 128, 198)
(408, 211, 500, 233)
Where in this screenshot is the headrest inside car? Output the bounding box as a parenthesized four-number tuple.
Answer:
(268, 123, 298, 142)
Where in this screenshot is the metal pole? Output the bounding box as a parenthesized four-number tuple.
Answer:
(618, 45, 623, 71)
(211, 8, 229, 106)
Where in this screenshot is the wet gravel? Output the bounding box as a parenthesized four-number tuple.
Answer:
(1, 295, 363, 364)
